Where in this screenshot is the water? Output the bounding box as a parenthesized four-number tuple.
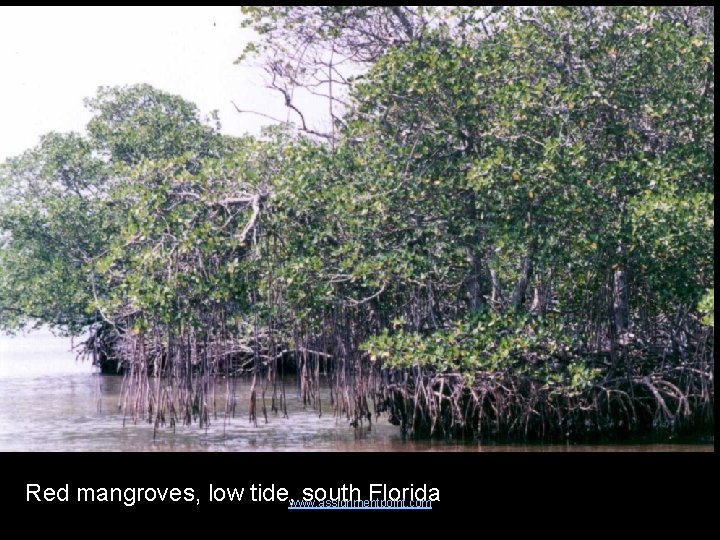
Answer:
(0, 329, 713, 452)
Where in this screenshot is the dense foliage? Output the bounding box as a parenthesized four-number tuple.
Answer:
(0, 7, 713, 439)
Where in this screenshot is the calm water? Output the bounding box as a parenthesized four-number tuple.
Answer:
(0, 329, 713, 452)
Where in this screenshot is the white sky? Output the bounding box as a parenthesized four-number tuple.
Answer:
(0, 6, 312, 162)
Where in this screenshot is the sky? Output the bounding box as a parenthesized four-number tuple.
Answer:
(0, 6, 307, 162)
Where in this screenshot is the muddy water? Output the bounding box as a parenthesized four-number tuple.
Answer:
(0, 329, 713, 452)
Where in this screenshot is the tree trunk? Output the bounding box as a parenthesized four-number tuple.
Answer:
(612, 245, 629, 335)
(466, 251, 483, 312)
(529, 271, 552, 315)
(488, 266, 504, 310)
(463, 192, 486, 312)
(510, 237, 537, 310)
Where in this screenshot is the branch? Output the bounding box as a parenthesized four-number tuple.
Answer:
(231, 100, 334, 140)
(274, 83, 335, 140)
(216, 196, 256, 207)
(173, 188, 256, 208)
(344, 283, 387, 306)
(231, 101, 290, 125)
(236, 193, 262, 245)
(390, 6, 415, 39)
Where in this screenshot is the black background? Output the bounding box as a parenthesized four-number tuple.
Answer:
(0, 450, 714, 531)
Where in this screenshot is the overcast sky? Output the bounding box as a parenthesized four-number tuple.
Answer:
(0, 6, 301, 162)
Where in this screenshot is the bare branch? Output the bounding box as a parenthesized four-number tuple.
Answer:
(344, 283, 387, 306)
(390, 6, 415, 39)
(231, 101, 290, 126)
